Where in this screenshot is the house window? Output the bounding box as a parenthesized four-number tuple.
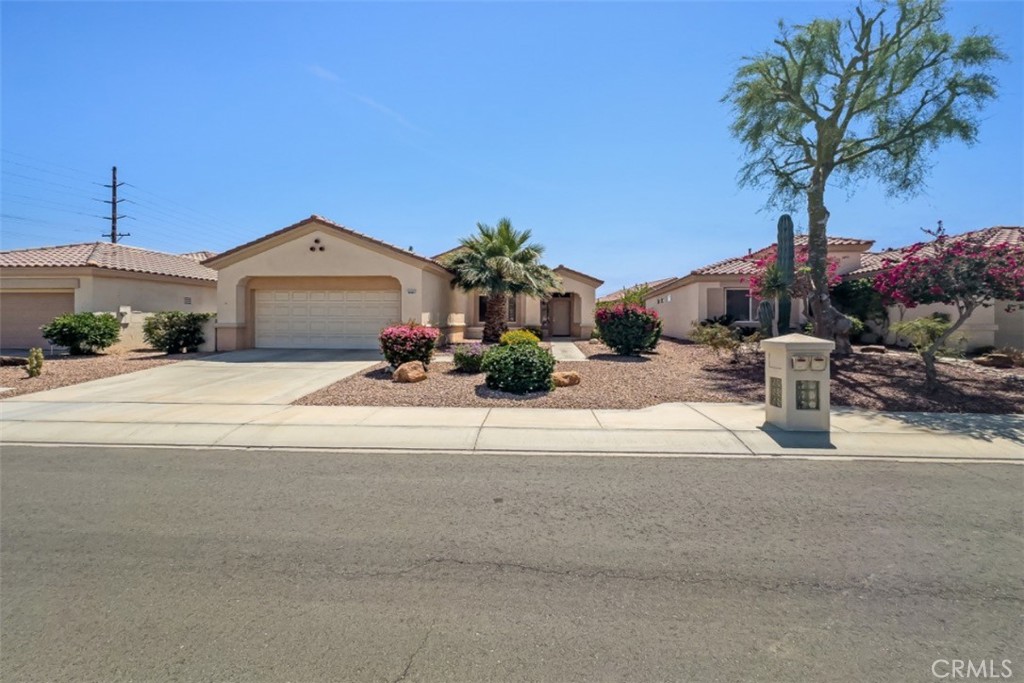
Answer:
(478, 296, 516, 323)
(725, 289, 752, 321)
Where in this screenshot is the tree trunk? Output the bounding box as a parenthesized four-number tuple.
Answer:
(806, 171, 832, 339)
(483, 292, 508, 343)
(772, 296, 780, 337)
(922, 350, 939, 392)
(920, 304, 974, 393)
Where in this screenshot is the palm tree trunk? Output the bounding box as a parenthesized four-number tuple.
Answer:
(483, 293, 508, 343)
(772, 296, 780, 337)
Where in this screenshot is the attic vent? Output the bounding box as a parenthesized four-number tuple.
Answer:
(184, 296, 192, 305)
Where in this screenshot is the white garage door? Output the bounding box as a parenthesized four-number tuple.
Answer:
(255, 290, 401, 349)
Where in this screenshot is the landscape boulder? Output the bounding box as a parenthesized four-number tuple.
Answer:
(552, 371, 581, 387)
(394, 360, 428, 383)
(973, 353, 1014, 369)
(859, 345, 887, 354)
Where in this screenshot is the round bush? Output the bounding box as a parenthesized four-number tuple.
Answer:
(40, 312, 121, 355)
(481, 343, 555, 394)
(143, 311, 215, 353)
(379, 324, 440, 367)
(594, 304, 662, 355)
(453, 343, 486, 373)
(499, 329, 540, 346)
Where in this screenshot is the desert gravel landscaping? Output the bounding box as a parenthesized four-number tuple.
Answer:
(296, 338, 1024, 413)
(0, 350, 198, 399)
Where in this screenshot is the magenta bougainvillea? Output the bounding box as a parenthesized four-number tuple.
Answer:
(595, 303, 662, 355)
(874, 236, 1024, 310)
(379, 323, 440, 367)
(745, 245, 840, 299)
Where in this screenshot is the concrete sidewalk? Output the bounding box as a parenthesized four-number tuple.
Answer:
(2, 400, 1022, 462)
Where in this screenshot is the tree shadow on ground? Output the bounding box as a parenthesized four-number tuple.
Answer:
(587, 354, 651, 363)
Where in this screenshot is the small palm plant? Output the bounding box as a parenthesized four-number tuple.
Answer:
(444, 218, 561, 343)
(758, 263, 789, 338)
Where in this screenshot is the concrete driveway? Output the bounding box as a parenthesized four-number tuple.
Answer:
(3, 349, 381, 405)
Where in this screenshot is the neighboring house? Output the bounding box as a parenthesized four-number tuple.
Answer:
(846, 226, 1023, 350)
(0, 242, 217, 350)
(597, 277, 675, 305)
(202, 215, 602, 351)
(644, 236, 874, 340)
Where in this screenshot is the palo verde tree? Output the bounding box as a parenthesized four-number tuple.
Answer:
(444, 218, 561, 343)
(724, 0, 1006, 339)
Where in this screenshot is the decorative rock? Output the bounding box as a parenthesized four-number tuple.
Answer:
(973, 353, 1014, 368)
(0, 356, 29, 366)
(552, 371, 581, 387)
(859, 345, 887, 354)
(394, 360, 428, 383)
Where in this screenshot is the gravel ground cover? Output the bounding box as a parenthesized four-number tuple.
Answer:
(296, 338, 1024, 413)
(0, 351, 197, 399)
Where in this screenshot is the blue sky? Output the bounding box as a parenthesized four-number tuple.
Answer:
(2, 1, 1021, 294)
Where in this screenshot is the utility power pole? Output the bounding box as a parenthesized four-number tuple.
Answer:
(102, 166, 129, 243)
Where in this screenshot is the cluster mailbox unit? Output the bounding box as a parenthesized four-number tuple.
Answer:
(760, 333, 836, 432)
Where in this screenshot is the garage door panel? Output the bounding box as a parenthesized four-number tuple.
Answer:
(254, 288, 400, 349)
(0, 292, 76, 350)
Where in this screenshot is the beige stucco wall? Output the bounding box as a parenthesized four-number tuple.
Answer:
(0, 269, 217, 352)
(994, 301, 1024, 349)
(212, 226, 448, 350)
(646, 281, 701, 340)
(555, 271, 598, 337)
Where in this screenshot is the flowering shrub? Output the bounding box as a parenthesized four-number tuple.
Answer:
(379, 323, 440, 368)
(874, 226, 1024, 389)
(481, 343, 555, 393)
(594, 304, 662, 355)
(453, 343, 486, 373)
(499, 329, 540, 346)
(745, 246, 840, 299)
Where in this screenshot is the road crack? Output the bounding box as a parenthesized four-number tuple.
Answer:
(391, 620, 434, 683)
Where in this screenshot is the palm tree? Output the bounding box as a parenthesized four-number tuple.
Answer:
(444, 218, 561, 343)
(758, 263, 789, 338)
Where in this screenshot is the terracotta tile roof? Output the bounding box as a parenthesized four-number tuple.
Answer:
(179, 250, 218, 261)
(598, 277, 675, 303)
(0, 242, 217, 281)
(694, 235, 874, 276)
(847, 226, 1023, 278)
(202, 215, 448, 271)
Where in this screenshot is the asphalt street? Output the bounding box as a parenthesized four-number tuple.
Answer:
(2, 446, 1021, 682)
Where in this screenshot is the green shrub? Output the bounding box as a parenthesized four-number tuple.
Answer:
(481, 343, 555, 394)
(40, 312, 120, 355)
(499, 329, 540, 346)
(379, 323, 440, 367)
(891, 314, 965, 358)
(453, 343, 486, 373)
(846, 315, 866, 339)
(26, 348, 44, 378)
(143, 311, 215, 353)
(594, 304, 662, 355)
(691, 322, 741, 360)
(524, 326, 544, 338)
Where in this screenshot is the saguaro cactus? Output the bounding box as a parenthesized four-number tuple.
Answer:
(776, 214, 795, 334)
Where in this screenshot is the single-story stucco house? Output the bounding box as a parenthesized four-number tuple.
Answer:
(0, 242, 218, 350)
(643, 225, 1023, 351)
(644, 236, 874, 340)
(201, 215, 602, 351)
(597, 277, 675, 305)
(846, 226, 1023, 350)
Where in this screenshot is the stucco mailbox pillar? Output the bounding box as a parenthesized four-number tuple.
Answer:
(760, 333, 835, 432)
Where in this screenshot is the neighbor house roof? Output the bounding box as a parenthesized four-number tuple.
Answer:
(647, 235, 873, 298)
(847, 226, 1024, 278)
(202, 215, 449, 273)
(598, 277, 675, 303)
(0, 242, 218, 282)
(179, 250, 218, 262)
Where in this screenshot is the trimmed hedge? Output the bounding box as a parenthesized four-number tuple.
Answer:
(481, 343, 555, 394)
(379, 323, 440, 367)
(143, 311, 214, 353)
(499, 329, 540, 346)
(40, 312, 120, 355)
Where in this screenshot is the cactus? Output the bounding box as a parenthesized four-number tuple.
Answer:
(776, 214, 795, 334)
(758, 300, 775, 336)
(26, 348, 44, 378)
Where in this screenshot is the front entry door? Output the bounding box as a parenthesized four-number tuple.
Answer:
(550, 297, 572, 336)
